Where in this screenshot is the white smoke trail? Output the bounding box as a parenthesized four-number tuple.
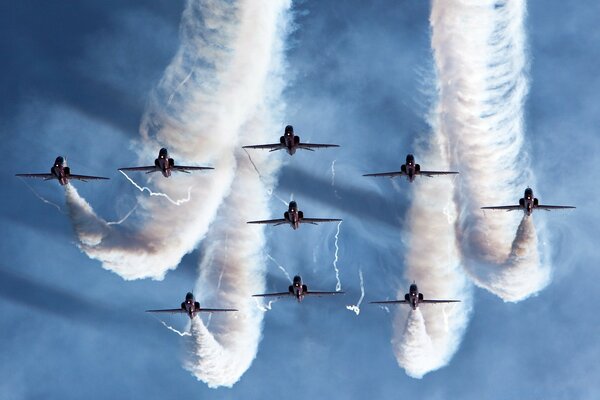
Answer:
(392, 310, 435, 379)
(392, 0, 545, 378)
(106, 203, 139, 226)
(185, 135, 282, 388)
(18, 178, 66, 214)
(183, 0, 291, 387)
(118, 171, 192, 206)
(431, 0, 548, 300)
(266, 253, 293, 283)
(392, 132, 472, 378)
(65, 0, 289, 280)
(345, 268, 364, 316)
(332, 221, 343, 291)
(157, 319, 192, 337)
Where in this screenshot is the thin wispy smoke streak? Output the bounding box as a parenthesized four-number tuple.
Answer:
(345, 268, 364, 316)
(119, 171, 192, 206)
(266, 254, 293, 283)
(332, 221, 343, 291)
(65, 0, 289, 280)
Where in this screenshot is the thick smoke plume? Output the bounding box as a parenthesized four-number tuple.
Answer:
(431, 0, 549, 300)
(65, 0, 290, 280)
(392, 128, 472, 378)
(393, 0, 547, 377)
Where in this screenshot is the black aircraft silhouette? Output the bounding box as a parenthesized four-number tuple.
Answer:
(371, 282, 460, 310)
(16, 156, 109, 185)
(247, 201, 341, 230)
(363, 154, 458, 182)
(146, 292, 237, 319)
(253, 275, 343, 302)
(242, 125, 339, 155)
(481, 187, 575, 216)
(118, 148, 214, 178)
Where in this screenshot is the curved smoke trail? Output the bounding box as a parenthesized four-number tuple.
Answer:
(185, 115, 286, 388)
(183, 1, 291, 387)
(431, 0, 549, 301)
(65, 0, 289, 280)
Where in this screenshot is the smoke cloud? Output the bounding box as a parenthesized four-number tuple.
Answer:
(65, 0, 290, 280)
(431, 0, 549, 301)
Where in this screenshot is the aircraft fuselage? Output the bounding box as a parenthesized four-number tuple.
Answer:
(520, 188, 538, 216)
(401, 154, 419, 182)
(289, 275, 308, 302)
(50, 156, 70, 185)
(406, 283, 424, 310)
(284, 201, 301, 229)
(155, 148, 175, 177)
(181, 292, 201, 319)
(280, 125, 300, 155)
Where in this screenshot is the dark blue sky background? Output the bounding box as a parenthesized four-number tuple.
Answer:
(1, 1, 599, 398)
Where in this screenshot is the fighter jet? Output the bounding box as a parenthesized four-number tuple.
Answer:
(15, 156, 109, 185)
(481, 187, 575, 216)
(146, 292, 237, 320)
(118, 148, 214, 178)
(370, 282, 460, 311)
(247, 201, 341, 230)
(252, 275, 344, 302)
(242, 125, 339, 155)
(363, 154, 458, 182)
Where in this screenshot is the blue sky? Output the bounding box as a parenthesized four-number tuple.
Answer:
(1, 1, 599, 399)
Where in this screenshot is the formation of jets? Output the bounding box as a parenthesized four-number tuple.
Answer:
(16, 126, 575, 325)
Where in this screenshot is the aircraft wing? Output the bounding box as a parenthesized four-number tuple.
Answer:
(68, 174, 110, 182)
(536, 205, 576, 211)
(362, 171, 405, 178)
(252, 292, 292, 298)
(305, 290, 344, 296)
(242, 143, 284, 151)
(247, 219, 288, 226)
(301, 217, 342, 225)
(420, 300, 461, 304)
(298, 143, 340, 150)
(197, 307, 238, 313)
(172, 166, 215, 173)
(419, 170, 459, 177)
(15, 173, 56, 180)
(145, 308, 186, 314)
(480, 205, 522, 211)
(370, 300, 408, 305)
(118, 166, 157, 172)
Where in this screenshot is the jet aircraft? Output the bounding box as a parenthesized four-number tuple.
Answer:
(118, 148, 214, 178)
(242, 125, 339, 155)
(371, 282, 460, 310)
(247, 201, 341, 230)
(146, 292, 237, 319)
(253, 275, 343, 302)
(363, 154, 458, 182)
(481, 187, 575, 216)
(15, 156, 109, 185)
